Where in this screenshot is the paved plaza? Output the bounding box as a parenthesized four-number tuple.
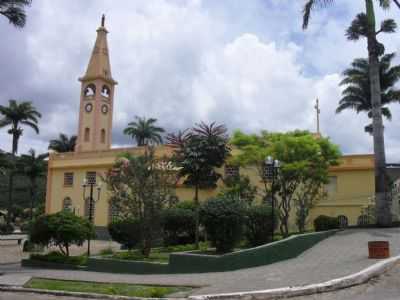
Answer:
(1, 229, 400, 297)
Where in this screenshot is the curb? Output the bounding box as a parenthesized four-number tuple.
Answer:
(0, 285, 184, 300)
(189, 255, 400, 300)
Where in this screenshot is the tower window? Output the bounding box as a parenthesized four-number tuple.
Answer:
(84, 84, 96, 96)
(101, 129, 106, 143)
(101, 85, 110, 98)
(84, 128, 90, 142)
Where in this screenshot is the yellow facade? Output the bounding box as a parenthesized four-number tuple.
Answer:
(45, 17, 378, 234)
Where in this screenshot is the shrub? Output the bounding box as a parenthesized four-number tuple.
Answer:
(29, 211, 95, 256)
(161, 207, 195, 246)
(108, 218, 142, 250)
(30, 251, 87, 266)
(245, 205, 276, 247)
(175, 200, 196, 211)
(200, 196, 245, 254)
(20, 221, 31, 233)
(0, 223, 14, 234)
(314, 215, 340, 232)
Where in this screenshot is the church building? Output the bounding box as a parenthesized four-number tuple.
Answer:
(45, 17, 389, 237)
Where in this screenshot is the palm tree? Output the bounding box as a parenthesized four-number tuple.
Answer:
(337, 53, 400, 132)
(18, 149, 47, 220)
(0, 99, 41, 223)
(302, 0, 399, 226)
(48, 133, 77, 153)
(0, 0, 32, 28)
(123, 116, 165, 146)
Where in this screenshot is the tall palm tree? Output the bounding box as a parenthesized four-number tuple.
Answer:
(0, 99, 41, 223)
(123, 116, 165, 146)
(337, 53, 400, 132)
(18, 149, 47, 220)
(302, 0, 398, 226)
(0, 0, 32, 28)
(48, 133, 77, 153)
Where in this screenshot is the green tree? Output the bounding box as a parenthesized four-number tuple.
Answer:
(302, 0, 399, 227)
(103, 148, 176, 257)
(0, 0, 31, 28)
(123, 116, 165, 146)
(18, 149, 48, 220)
(48, 133, 77, 153)
(338, 52, 400, 133)
(232, 130, 340, 237)
(29, 211, 95, 256)
(167, 122, 231, 248)
(0, 100, 41, 223)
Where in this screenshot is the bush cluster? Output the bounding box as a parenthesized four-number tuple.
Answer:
(30, 251, 87, 266)
(244, 205, 275, 247)
(200, 196, 245, 254)
(0, 223, 14, 234)
(161, 206, 195, 246)
(108, 218, 142, 250)
(314, 215, 340, 232)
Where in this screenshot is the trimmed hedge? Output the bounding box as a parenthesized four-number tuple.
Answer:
(314, 215, 340, 232)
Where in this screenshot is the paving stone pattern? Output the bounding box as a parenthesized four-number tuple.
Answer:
(1, 229, 400, 296)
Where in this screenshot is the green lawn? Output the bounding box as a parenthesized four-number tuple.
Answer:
(25, 278, 190, 298)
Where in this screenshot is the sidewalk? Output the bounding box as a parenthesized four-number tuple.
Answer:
(1, 228, 400, 296)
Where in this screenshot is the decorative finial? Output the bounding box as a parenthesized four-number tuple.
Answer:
(101, 14, 105, 27)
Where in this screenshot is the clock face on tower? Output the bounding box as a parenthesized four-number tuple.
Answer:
(101, 104, 108, 114)
(85, 103, 93, 113)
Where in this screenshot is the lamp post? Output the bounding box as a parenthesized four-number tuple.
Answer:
(82, 178, 102, 256)
(265, 156, 280, 243)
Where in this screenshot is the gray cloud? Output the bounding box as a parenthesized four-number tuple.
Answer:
(0, 0, 399, 162)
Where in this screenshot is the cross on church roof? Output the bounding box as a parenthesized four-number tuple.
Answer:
(101, 14, 105, 27)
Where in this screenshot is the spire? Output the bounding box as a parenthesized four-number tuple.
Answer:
(79, 14, 117, 85)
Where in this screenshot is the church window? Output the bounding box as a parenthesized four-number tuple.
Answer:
(63, 197, 73, 211)
(84, 84, 96, 96)
(101, 129, 106, 143)
(84, 128, 90, 142)
(101, 85, 110, 98)
(64, 172, 74, 187)
(86, 171, 97, 185)
(324, 176, 337, 197)
(337, 215, 348, 228)
(108, 201, 119, 223)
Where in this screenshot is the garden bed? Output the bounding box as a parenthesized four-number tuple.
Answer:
(24, 278, 191, 298)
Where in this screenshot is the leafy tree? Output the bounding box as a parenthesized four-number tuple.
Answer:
(221, 175, 258, 207)
(200, 196, 245, 254)
(232, 130, 340, 237)
(161, 207, 196, 246)
(0, 100, 41, 223)
(167, 122, 231, 247)
(123, 116, 165, 146)
(302, 0, 399, 227)
(48, 133, 77, 153)
(29, 211, 94, 256)
(103, 147, 176, 257)
(0, 0, 31, 28)
(18, 149, 48, 220)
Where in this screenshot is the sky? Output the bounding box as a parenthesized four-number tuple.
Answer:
(0, 0, 400, 161)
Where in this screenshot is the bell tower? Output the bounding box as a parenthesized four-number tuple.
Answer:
(76, 15, 117, 152)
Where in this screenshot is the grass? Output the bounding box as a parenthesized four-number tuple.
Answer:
(25, 278, 190, 298)
(108, 242, 209, 263)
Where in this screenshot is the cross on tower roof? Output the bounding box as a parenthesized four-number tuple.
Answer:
(101, 14, 105, 27)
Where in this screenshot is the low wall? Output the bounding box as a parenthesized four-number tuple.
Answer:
(86, 230, 336, 274)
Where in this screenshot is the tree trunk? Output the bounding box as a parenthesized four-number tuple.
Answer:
(194, 184, 200, 249)
(365, 0, 391, 226)
(7, 131, 18, 224)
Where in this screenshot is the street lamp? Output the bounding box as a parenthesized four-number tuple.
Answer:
(265, 156, 280, 243)
(82, 178, 102, 256)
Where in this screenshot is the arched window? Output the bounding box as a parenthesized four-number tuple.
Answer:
(84, 197, 95, 219)
(101, 85, 110, 98)
(63, 197, 73, 211)
(337, 215, 348, 228)
(101, 129, 106, 143)
(84, 128, 90, 142)
(358, 215, 369, 226)
(84, 84, 96, 96)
